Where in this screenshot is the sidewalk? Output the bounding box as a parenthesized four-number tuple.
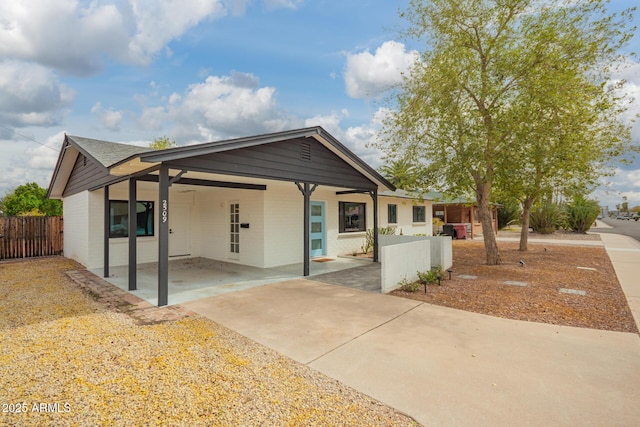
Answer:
(594, 232, 640, 331)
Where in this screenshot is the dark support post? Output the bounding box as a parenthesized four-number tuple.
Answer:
(103, 185, 109, 278)
(296, 182, 317, 276)
(303, 183, 310, 276)
(128, 178, 137, 291)
(371, 189, 379, 262)
(158, 165, 169, 306)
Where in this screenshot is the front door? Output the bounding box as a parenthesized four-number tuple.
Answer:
(169, 204, 191, 257)
(310, 201, 326, 257)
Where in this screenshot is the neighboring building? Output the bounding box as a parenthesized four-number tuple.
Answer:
(48, 127, 432, 305)
(427, 193, 499, 239)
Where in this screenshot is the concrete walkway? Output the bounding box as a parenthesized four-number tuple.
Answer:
(182, 234, 640, 426)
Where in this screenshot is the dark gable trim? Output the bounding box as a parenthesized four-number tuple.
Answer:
(138, 127, 321, 162)
(137, 126, 395, 191)
(62, 150, 112, 197)
(163, 137, 378, 191)
(314, 128, 394, 190)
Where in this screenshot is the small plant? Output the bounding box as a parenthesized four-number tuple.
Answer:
(361, 226, 397, 254)
(417, 266, 444, 286)
(529, 202, 564, 234)
(352, 250, 358, 256)
(398, 276, 420, 292)
(432, 217, 444, 235)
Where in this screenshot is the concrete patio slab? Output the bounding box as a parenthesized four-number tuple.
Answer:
(182, 279, 421, 364)
(92, 256, 373, 306)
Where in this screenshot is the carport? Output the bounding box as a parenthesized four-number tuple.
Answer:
(48, 127, 395, 306)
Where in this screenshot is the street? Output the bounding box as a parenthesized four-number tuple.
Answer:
(597, 217, 640, 242)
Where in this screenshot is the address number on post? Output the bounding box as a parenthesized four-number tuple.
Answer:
(162, 199, 168, 223)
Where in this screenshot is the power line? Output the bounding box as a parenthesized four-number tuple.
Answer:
(0, 124, 59, 152)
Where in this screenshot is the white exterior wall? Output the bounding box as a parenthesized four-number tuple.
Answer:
(193, 187, 265, 268)
(62, 191, 90, 267)
(262, 184, 434, 265)
(64, 180, 434, 269)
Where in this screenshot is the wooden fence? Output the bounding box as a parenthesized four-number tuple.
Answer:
(0, 216, 64, 260)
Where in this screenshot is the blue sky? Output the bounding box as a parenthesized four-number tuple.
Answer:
(0, 0, 638, 211)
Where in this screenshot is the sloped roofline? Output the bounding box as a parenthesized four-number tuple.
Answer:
(48, 127, 396, 198)
(110, 126, 395, 190)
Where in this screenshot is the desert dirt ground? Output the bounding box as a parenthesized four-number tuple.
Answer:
(0, 257, 417, 427)
(392, 237, 638, 333)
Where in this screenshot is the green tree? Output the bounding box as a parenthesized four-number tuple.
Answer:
(149, 136, 177, 150)
(382, 0, 636, 264)
(2, 182, 62, 216)
(379, 158, 422, 190)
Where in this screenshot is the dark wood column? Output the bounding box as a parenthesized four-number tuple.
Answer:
(128, 178, 137, 290)
(103, 185, 109, 278)
(158, 165, 169, 306)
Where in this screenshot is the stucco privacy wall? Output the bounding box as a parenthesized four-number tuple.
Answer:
(379, 235, 452, 270)
(381, 240, 431, 293)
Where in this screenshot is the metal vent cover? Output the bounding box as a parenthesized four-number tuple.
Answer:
(300, 142, 311, 161)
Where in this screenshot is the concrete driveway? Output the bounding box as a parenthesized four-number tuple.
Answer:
(183, 279, 640, 427)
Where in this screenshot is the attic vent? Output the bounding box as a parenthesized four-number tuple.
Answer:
(300, 142, 311, 161)
(82, 155, 87, 167)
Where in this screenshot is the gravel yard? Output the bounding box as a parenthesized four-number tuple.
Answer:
(392, 238, 638, 333)
(0, 258, 416, 426)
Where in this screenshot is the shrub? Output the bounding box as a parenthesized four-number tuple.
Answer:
(497, 200, 521, 230)
(361, 226, 396, 254)
(417, 266, 444, 286)
(398, 276, 420, 292)
(565, 197, 600, 233)
(529, 202, 564, 234)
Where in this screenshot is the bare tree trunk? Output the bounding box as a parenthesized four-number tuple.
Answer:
(519, 197, 534, 251)
(477, 182, 501, 265)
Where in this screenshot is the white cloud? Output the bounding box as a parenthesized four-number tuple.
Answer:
(127, 0, 225, 64)
(304, 108, 390, 168)
(264, 0, 303, 9)
(344, 41, 419, 99)
(0, 60, 74, 127)
(26, 131, 66, 170)
(0, 0, 226, 76)
(139, 71, 291, 141)
(91, 102, 123, 131)
(591, 167, 640, 210)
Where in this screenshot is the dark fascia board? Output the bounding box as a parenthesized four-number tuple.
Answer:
(64, 135, 110, 174)
(47, 135, 73, 199)
(314, 127, 396, 191)
(137, 126, 396, 191)
(86, 164, 161, 192)
(137, 174, 267, 190)
(138, 127, 321, 162)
